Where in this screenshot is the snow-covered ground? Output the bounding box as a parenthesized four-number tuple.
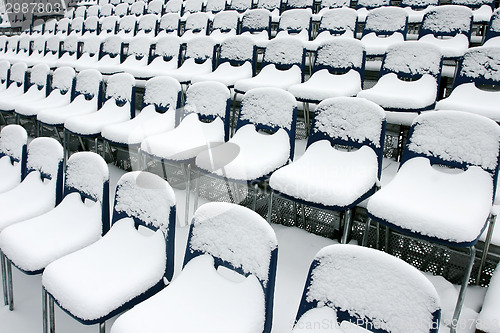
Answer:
(0, 146, 494, 333)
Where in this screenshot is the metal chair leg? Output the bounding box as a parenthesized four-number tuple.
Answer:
(193, 169, 200, 216)
(362, 217, 371, 247)
(341, 209, 353, 244)
(252, 184, 258, 211)
(184, 163, 191, 226)
(476, 214, 496, 284)
(267, 191, 274, 223)
(6, 258, 13, 310)
(99, 321, 106, 333)
(42, 288, 48, 333)
(450, 246, 476, 333)
(1, 251, 8, 306)
(49, 294, 55, 333)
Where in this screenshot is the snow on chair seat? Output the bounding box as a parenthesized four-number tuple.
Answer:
(0, 152, 109, 310)
(37, 36, 62, 68)
(400, 0, 439, 24)
(55, 35, 80, 68)
(364, 111, 500, 332)
(134, 14, 159, 41)
(451, 0, 494, 23)
(435, 47, 500, 122)
(239, 9, 272, 48)
(307, 8, 358, 51)
(42, 171, 176, 332)
(207, 10, 239, 45)
(110, 201, 278, 333)
(155, 13, 181, 39)
(357, 41, 443, 112)
(268, 97, 385, 243)
(0, 125, 27, 193)
(111, 37, 152, 77)
(0, 62, 28, 111)
(292, 244, 441, 333)
(274, 9, 312, 43)
(24, 37, 46, 67)
(356, 0, 391, 23)
(72, 37, 103, 72)
(96, 36, 125, 75)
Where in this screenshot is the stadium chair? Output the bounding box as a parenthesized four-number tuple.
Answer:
(55, 35, 79, 68)
(0, 37, 20, 63)
(450, 0, 494, 24)
(54, 17, 71, 37)
(0, 152, 109, 311)
(205, 0, 227, 14)
(435, 46, 500, 122)
(129, 0, 146, 16)
(95, 36, 124, 74)
(0, 61, 8, 93)
(292, 244, 441, 332)
(255, 0, 280, 22)
(239, 9, 272, 48)
(357, 41, 443, 113)
(400, 0, 438, 25)
(96, 16, 119, 41)
(285, 0, 314, 11)
(114, 2, 130, 17)
(67, 17, 85, 38)
(164, 0, 183, 14)
(207, 10, 239, 44)
(0, 62, 27, 111)
(274, 9, 312, 43)
(37, 35, 62, 68)
(74, 5, 87, 19)
(100, 3, 115, 17)
(24, 37, 46, 67)
(135, 14, 159, 41)
(116, 15, 138, 43)
(8, 35, 31, 64)
(0, 125, 28, 194)
(179, 12, 210, 43)
(307, 8, 357, 50)
(318, 0, 351, 12)
(103, 36, 152, 76)
(81, 16, 100, 39)
(182, 0, 204, 15)
(146, 0, 164, 15)
(110, 202, 278, 333)
(229, 0, 253, 12)
(72, 36, 102, 71)
(364, 111, 500, 333)
(41, 19, 57, 37)
(268, 97, 385, 243)
(356, 0, 391, 23)
(42, 171, 176, 333)
(86, 4, 101, 17)
(155, 13, 181, 39)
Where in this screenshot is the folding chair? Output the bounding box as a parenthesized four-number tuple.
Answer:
(308, 8, 357, 50)
(364, 111, 500, 333)
(64, 72, 135, 155)
(357, 41, 443, 112)
(42, 171, 176, 333)
(435, 46, 500, 122)
(293, 244, 441, 332)
(111, 201, 278, 333)
(268, 97, 385, 243)
(0, 125, 28, 193)
(0, 151, 109, 311)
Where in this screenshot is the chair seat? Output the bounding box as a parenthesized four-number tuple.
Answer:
(367, 157, 493, 245)
(361, 32, 405, 56)
(483, 36, 500, 47)
(306, 31, 355, 51)
(403, 6, 435, 23)
(102, 105, 176, 146)
(56, 54, 78, 68)
(419, 34, 469, 59)
(4, 86, 48, 112)
(288, 69, 362, 102)
(191, 62, 253, 87)
(166, 58, 213, 84)
(65, 100, 131, 136)
(125, 57, 178, 79)
(16, 90, 71, 117)
(435, 83, 500, 122)
(119, 57, 150, 77)
(195, 124, 290, 181)
(42, 218, 166, 322)
(274, 30, 310, 43)
(141, 112, 225, 161)
(97, 55, 124, 75)
(110, 254, 265, 333)
(239, 31, 270, 48)
(472, 4, 493, 23)
(0, 86, 30, 111)
(0, 193, 101, 273)
(0, 171, 57, 232)
(234, 65, 302, 94)
(357, 73, 437, 111)
(37, 95, 99, 127)
(270, 141, 378, 208)
(0, 156, 21, 193)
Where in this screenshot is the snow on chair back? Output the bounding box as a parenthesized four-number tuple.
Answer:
(104, 72, 136, 118)
(320, 0, 351, 9)
(50, 66, 76, 97)
(362, 6, 408, 37)
(0, 61, 9, 90)
(7, 62, 27, 89)
(451, 0, 494, 10)
(262, 37, 305, 79)
(136, 14, 158, 36)
(64, 151, 110, 234)
(69, 17, 84, 36)
(206, 0, 227, 13)
(356, 0, 391, 10)
(126, 37, 151, 62)
(484, 8, 500, 42)
(183, 36, 215, 65)
(401, 111, 500, 180)
(86, 4, 101, 17)
(26, 137, 64, 204)
(118, 15, 138, 34)
(182, 12, 209, 35)
(99, 36, 123, 62)
(241, 9, 272, 36)
(307, 97, 386, 179)
(183, 0, 204, 15)
(229, 0, 253, 12)
(277, 9, 312, 38)
(59, 35, 79, 59)
(83, 16, 99, 36)
(101, 3, 115, 17)
(313, 38, 365, 80)
(43, 19, 57, 35)
(74, 69, 103, 105)
(164, 0, 183, 13)
(400, 0, 438, 10)
(218, 36, 255, 68)
(44, 36, 62, 58)
(211, 10, 239, 34)
(158, 13, 180, 35)
(184, 202, 278, 333)
(151, 36, 181, 64)
(28, 63, 50, 94)
(419, 5, 473, 39)
(74, 6, 86, 19)
(0, 36, 7, 53)
(285, 0, 314, 11)
(100, 16, 119, 35)
(115, 2, 130, 17)
(130, 0, 146, 16)
(318, 8, 357, 36)
(0, 125, 28, 179)
(31, 37, 47, 60)
(147, 0, 164, 15)
(236, 87, 297, 159)
(183, 81, 231, 140)
(294, 244, 441, 333)
(142, 76, 182, 113)
(112, 171, 176, 280)
(453, 46, 500, 87)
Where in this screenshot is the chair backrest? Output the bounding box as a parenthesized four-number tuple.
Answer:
(183, 0, 204, 14)
(104, 72, 136, 118)
(164, 0, 183, 13)
(356, 0, 390, 10)
(114, 2, 129, 17)
(183, 12, 209, 35)
(484, 8, 500, 43)
(362, 6, 408, 37)
(28, 63, 50, 95)
(277, 8, 312, 38)
(50, 66, 75, 96)
(18, 35, 31, 54)
(74, 69, 103, 105)
(380, 42, 442, 81)
(83, 16, 99, 35)
(112, 171, 176, 280)
(419, 5, 473, 39)
(137, 13, 159, 35)
(79, 36, 101, 58)
(183, 36, 215, 65)
(211, 10, 239, 33)
(99, 35, 123, 59)
(158, 13, 180, 35)
(100, 3, 115, 17)
(69, 17, 84, 35)
(142, 76, 182, 112)
(32, 37, 46, 57)
(55, 18, 71, 35)
(295, 244, 441, 333)
(262, 37, 305, 80)
(44, 35, 61, 55)
(64, 151, 110, 235)
(86, 4, 101, 17)
(130, 0, 146, 16)
(74, 5, 87, 18)
(100, 16, 119, 35)
(60, 35, 79, 57)
(241, 9, 271, 36)
(400, 0, 438, 10)
(152, 36, 181, 64)
(147, 0, 164, 15)
(237, 87, 297, 159)
(402, 111, 500, 182)
(8, 62, 27, 89)
(308, 97, 386, 179)
(450, 0, 494, 9)
(26, 137, 64, 204)
(453, 46, 500, 87)
(43, 19, 57, 34)
(0, 61, 9, 86)
(117, 15, 137, 35)
(256, 0, 281, 11)
(183, 81, 231, 141)
(318, 8, 358, 36)
(0, 125, 28, 180)
(126, 36, 151, 61)
(184, 202, 278, 333)
(0, 36, 8, 53)
(205, 0, 227, 13)
(285, 0, 314, 10)
(218, 36, 255, 69)
(229, 0, 253, 12)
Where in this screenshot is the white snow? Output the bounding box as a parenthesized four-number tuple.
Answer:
(9, 62, 27, 85)
(218, 35, 255, 62)
(0, 124, 27, 162)
(154, 36, 181, 58)
(102, 36, 123, 55)
(263, 37, 304, 65)
(279, 9, 312, 32)
(64, 152, 109, 202)
(382, 41, 442, 76)
(212, 10, 239, 32)
(75, 69, 102, 97)
(230, 0, 253, 11)
(242, 9, 271, 30)
(104, 73, 135, 102)
(419, 33, 470, 59)
(234, 64, 302, 92)
(159, 13, 180, 32)
(315, 38, 364, 69)
(142, 76, 181, 109)
(318, 8, 357, 34)
(51, 66, 75, 93)
(489, 9, 500, 32)
(356, 0, 389, 8)
(477, 264, 500, 333)
(184, 37, 214, 61)
(320, 0, 350, 8)
(137, 14, 158, 33)
(165, 0, 182, 13)
(364, 7, 408, 32)
(206, 0, 227, 12)
(421, 5, 472, 34)
(26, 137, 63, 179)
(183, 12, 209, 33)
(126, 37, 151, 58)
(459, 47, 500, 81)
(183, 81, 230, 118)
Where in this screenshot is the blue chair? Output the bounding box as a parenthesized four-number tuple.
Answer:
(179, 12, 210, 43)
(482, 7, 500, 46)
(37, 35, 62, 68)
(116, 15, 138, 43)
(42, 171, 176, 333)
(0, 151, 109, 311)
(364, 111, 500, 333)
(0, 60, 10, 93)
(274, 9, 312, 43)
(356, 0, 391, 23)
(0, 62, 28, 122)
(111, 202, 278, 333)
(104, 36, 152, 76)
(293, 244, 441, 332)
(269, 97, 385, 243)
(206, 10, 239, 44)
(450, 0, 494, 24)
(229, 0, 253, 12)
(95, 35, 125, 75)
(0, 125, 27, 193)
(81, 16, 100, 39)
(135, 13, 159, 41)
(55, 35, 79, 68)
(309, 8, 358, 49)
(72, 36, 102, 72)
(239, 9, 272, 48)
(400, 0, 439, 25)
(156, 13, 180, 38)
(435, 46, 500, 122)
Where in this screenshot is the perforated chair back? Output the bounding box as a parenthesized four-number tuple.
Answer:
(0, 125, 27, 180)
(184, 202, 278, 333)
(295, 244, 441, 333)
(112, 171, 176, 280)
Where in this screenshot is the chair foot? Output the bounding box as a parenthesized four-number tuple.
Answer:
(476, 214, 496, 284)
(6, 258, 13, 311)
(99, 321, 106, 333)
(450, 246, 476, 333)
(1, 251, 8, 306)
(42, 288, 48, 333)
(49, 293, 55, 333)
